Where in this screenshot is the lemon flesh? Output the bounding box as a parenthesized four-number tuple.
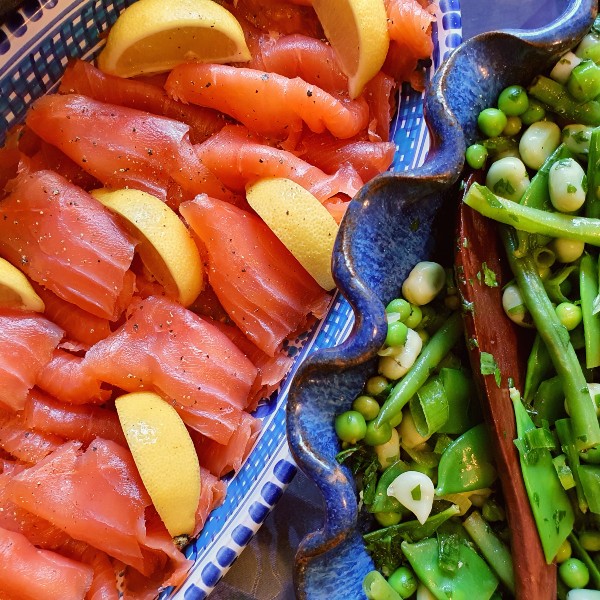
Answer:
(92, 188, 203, 307)
(116, 392, 201, 537)
(246, 178, 339, 291)
(0, 257, 45, 312)
(312, 0, 389, 99)
(97, 0, 251, 78)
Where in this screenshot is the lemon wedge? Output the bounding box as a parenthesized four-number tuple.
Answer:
(91, 188, 203, 307)
(97, 0, 251, 78)
(312, 0, 389, 98)
(115, 391, 201, 538)
(246, 178, 338, 291)
(0, 257, 45, 312)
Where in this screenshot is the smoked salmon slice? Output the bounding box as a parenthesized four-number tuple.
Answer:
(296, 131, 396, 182)
(26, 94, 231, 205)
(0, 526, 93, 600)
(191, 411, 261, 478)
(0, 408, 64, 463)
(0, 170, 136, 320)
(83, 296, 259, 441)
(224, 0, 322, 38)
(194, 469, 227, 537)
(60, 60, 228, 145)
(0, 310, 63, 412)
(19, 388, 126, 446)
(165, 63, 370, 142)
(212, 319, 294, 410)
(248, 33, 347, 94)
(36, 349, 111, 405)
(194, 124, 363, 202)
(180, 195, 331, 356)
(33, 285, 112, 348)
(6, 439, 156, 574)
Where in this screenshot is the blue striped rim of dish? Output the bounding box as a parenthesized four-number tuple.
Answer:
(0, 1, 462, 597)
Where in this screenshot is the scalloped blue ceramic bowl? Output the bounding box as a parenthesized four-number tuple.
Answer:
(286, 0, 597, 598)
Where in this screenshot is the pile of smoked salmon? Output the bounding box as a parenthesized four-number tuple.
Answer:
(0, 0, 434, 598)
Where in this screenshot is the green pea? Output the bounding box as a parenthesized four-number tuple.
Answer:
(352, 395, 380, 421)
(366, 375, 389, 397)
(374, 511, 402, 527)
(335, 410, 367, 444)
(580, 530, 600, 552)
(386, 298, 412, 322)
(465, 143, 488, 170)
(558, 557, 590, 588)
(503, 116, 522, 137)
(498, 85, 529, 116)
(388, 566, 418, 598)
(364, 420, 393, 446)
(404, 304, 422, 329)
(520, 98, 546, 125)
(555, 538, 572, 563)
(555, 302, 583, 331)
(386, 321, 409, 347)
(477, 108, 508, 137)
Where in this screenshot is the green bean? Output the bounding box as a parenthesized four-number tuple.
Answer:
(555, 418, 589, 514)
(528, 75, 600, 126)
(524, 333, 553, 404)
(503, 228, 600, 450)
(580, 254, 600, 368)
(465, 182, 600, 248)
(374, 312, 463, 429)
(463, 510, 515, 593)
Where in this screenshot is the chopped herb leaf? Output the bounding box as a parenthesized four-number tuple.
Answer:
(480, 351, 501, 387)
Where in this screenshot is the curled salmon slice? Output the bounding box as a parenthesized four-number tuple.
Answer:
(180, 195, 331, 356)
(83, 295, 259, 442)
(19, 388, 125, 446)
(165, 63, 369, 141)
(26, 94, 231, 205)
(0, 170, 136, 320)
(0, 526, 93, 600)
(0, 309, 63, 412)
(36, 349, 110, 405)
(60, 60, 227, 145)
(195, 124, 363, 201)
(6, 439, 150, 573)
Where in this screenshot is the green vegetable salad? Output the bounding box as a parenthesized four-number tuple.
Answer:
(462, 14, 600, 599)
(335, 15, 600, 600)
(335, 262, 513, 599)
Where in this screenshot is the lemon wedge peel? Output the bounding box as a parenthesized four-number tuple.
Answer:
(91, 188, 203, 307)
(246, 177, 339, 291)
(312, 0, 389, 99)
(0, 257, 45, 312)
(115, 391, 201, 538)
(97, 0, 251, 78)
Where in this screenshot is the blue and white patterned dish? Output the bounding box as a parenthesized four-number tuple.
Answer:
(286, 0, 596, 598)
(0, 1, 460, 597)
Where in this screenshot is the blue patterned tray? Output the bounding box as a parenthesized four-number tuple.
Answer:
(0, 1, 461, 597)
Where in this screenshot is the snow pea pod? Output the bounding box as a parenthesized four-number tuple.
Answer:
(512, 389, 574, 563)
(401, 537, 499, 600)
(435, 423, 497, 496)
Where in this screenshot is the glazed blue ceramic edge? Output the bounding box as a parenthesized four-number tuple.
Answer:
(286, 0, 597, 598)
